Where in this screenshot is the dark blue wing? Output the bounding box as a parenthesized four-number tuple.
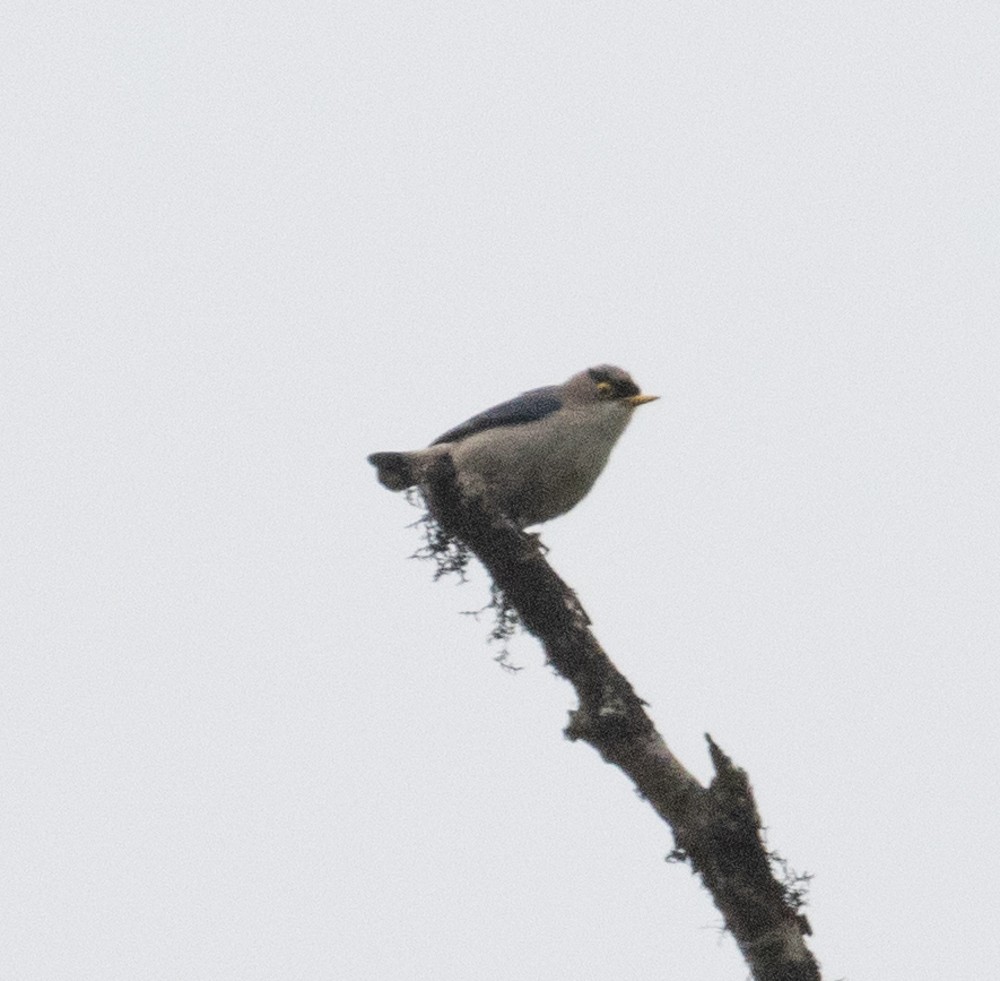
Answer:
(431, 386, 563, 445)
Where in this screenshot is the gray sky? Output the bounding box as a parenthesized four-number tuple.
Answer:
(4, 3, 999, 979)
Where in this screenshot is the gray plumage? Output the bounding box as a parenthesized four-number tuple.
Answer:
(367, 364, 658, 528)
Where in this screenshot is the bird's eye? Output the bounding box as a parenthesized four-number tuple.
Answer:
(596, 381, 614, 398)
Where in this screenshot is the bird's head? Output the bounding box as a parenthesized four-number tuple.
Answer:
(562, 365, 659, 409)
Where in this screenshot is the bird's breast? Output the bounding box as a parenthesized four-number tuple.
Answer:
(448, 403, 633, 524)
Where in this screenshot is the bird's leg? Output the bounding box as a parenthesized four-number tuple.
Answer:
(524, 530, 549, 554)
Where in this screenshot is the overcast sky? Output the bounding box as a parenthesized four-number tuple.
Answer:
(4, 3, 999, 979)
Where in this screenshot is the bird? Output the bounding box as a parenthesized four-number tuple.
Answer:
(367, 365, 658, 528)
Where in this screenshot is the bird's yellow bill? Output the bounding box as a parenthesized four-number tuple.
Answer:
(627, 394, 659, 407)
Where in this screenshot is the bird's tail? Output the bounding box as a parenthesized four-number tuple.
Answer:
(367, 452, 416, 491)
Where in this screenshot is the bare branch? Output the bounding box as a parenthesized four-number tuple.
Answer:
(414, 455, 822, 981)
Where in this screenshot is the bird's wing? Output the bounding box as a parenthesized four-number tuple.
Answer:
(431, 386, 563, 445)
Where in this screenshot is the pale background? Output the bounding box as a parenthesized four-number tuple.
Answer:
(4, 3, 999, 979)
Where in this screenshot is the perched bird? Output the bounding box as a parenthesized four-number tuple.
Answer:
(367, 365, 658, 528)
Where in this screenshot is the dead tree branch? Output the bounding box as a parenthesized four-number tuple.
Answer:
(413, 455, 821, 981)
